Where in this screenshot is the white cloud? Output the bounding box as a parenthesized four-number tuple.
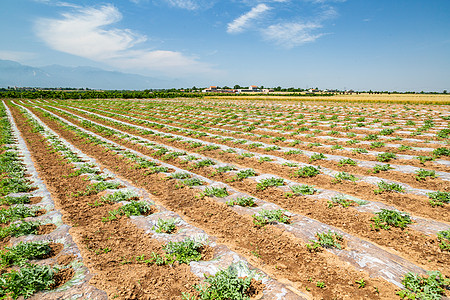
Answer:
(263, 22, 324, 48)
(35, 4, 212, 76)
(227, 4, 271, 34)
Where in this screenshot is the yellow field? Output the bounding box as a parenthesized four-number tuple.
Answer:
(205, 93, 450, 105)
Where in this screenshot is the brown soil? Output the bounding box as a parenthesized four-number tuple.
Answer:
(37, 224, 57, 235)
(57, 254, 76, 266)
(50, 267, 75, 289)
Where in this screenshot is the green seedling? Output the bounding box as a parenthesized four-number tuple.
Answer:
(83, 181, 121, 196)
(258, 156, 273, 163)
(0, 195, 31, 205)
(233, 169, 257, 181)
(376, 152, 396, 162)
(0, 205, 40, 224)
(182, 178, 204, 186)
(154, 218, 178, 234)
(290, 185, 316, 195)
(428, 191, 450, 207)
(0, 241, 52, 268)
(374, 181, 404, 194)
(332, 172, 358, 183)
(191, 263, 256, 300)
(415, 155, 434, 164)
(164, 238, 206, 264)
(437, 229, 450, 251)
(371, 164, 393, 173)
(202, 187, 229, 198)
(415, 168, 437, 181)
(371, 209, 412, 230)
(0, 221, 41, 239)
(338, 158, 357, 166)
(256, 177, 284, 190)
(170, 172, 191, 179)
(352, 147, 367, 154)
(307, 230, 343, 251)
(370, 141, 385, 148)
(0, 264, 58, 299)
(103, 201, 152, 222)
(100, 190, 139, 203)
(252, 209, 290, 226)
(294, 166, 320, 178)
(397, 271, 449, 300)
(309, 153, 326, 161)
(226, 197, 256, 207)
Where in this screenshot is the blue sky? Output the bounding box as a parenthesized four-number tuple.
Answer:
(0, 0, 449, 91)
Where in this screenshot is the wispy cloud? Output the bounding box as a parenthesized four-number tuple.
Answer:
(263, 22, 324, 48)
(34, 4, 213, 76)
(227, 4, 271, 34)
(161, 0, 215, 10)
(0, 51, 37, 62)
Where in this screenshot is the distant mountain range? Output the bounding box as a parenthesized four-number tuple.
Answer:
(0, 60, 174, 90)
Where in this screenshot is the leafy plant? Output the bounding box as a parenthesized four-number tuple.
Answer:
(371, 164, 393, 173)
(433, 147, 450, 157)
(234, 169, 257, 181)
(0, 195, 31, 205)
(374, 181, 404, 194)
(193, 159, 216, 169)
(252, 209, 290, 226)
(338, 158, 357, 166)
(0, 205, 39, 224)
(418, 155, 437, 166)
(0, 264, 58, 299)
(170, 172, 191, 179)
(258, 156, 273, 163)
(100, 190, 139, 203)
(307, 230, 343, 251)
(371, 209, 412, 230)
(192, 263, 256, 300)
(182, 178, 204, 186)
(309, 153, 326, 161)
(83, 181, 121, 196)
(437, 229, 450, 251)
(290, 185, 316, 195)
(256, 177, 284, 190)
(0, 221, 41, 239)
(0, 241, 52, 268)
(226, 197, 256, 207)
(203, 187, 229, 198)
(154, 218, 178, 234)
(370, 141, 385, 148)
(164, 238, 206, 264)
(352, 147, 368, 154)
(333, 172, 358, 183)
(428, 191, 450, 207)
(294, 166, 320, 178)
(377, 152, 396, 162)
(415, 168, 437, 181)
(397, 271, 449, 300)
(103, 201, 152, 222)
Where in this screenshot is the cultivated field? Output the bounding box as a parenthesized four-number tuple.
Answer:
(0, 98, 449, 299)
